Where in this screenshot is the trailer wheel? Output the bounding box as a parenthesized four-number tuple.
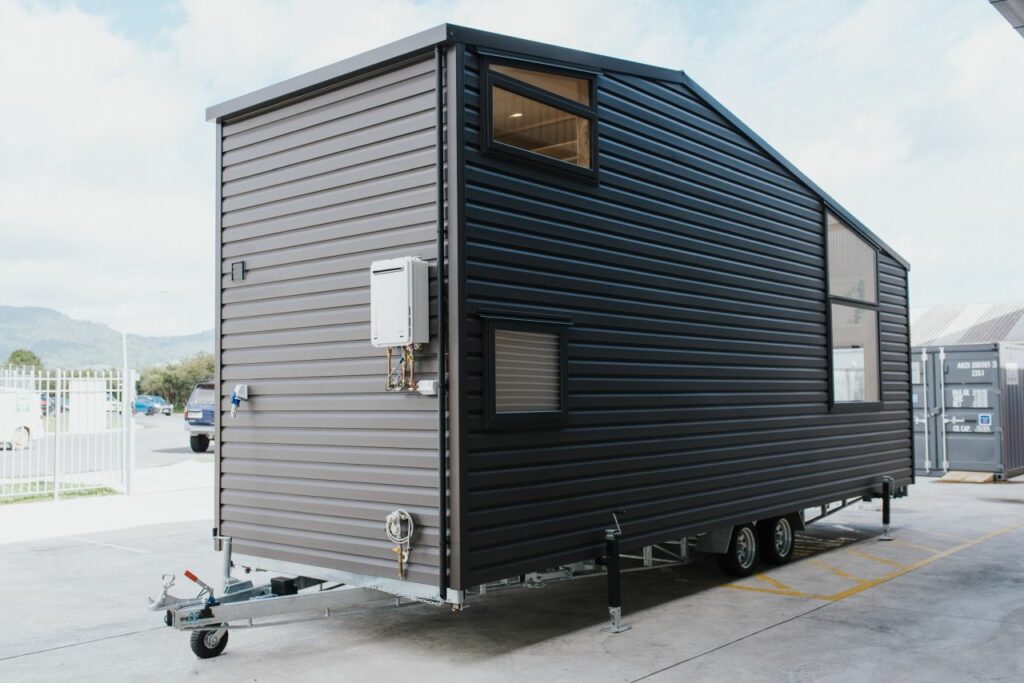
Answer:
(190, 435, 210, 453)
(758, 516, 795, 565)
(717, 523, 759, 577)
(190, 628, 228, 659)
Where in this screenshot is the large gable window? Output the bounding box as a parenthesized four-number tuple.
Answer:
(484, 60, 596, 175)
(828, 213, 880, 405)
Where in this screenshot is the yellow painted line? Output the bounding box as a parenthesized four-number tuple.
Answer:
(711, 519, 1024, 604)
(845, 547, 905, 569)
(752, 573, 792, 591)
(718, 582, 830, 601)
(889, 538, 942, 554)
(824, 520, 1024, 602)
(807, 558, 866, 583)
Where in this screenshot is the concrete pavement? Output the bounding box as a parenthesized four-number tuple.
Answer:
(134, 413, 212, 469)
(0, 477, 1022, 681)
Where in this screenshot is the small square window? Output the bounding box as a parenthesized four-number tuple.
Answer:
(483, 315, 569, 429)
(484, 60, 597, 177)
(494, 329, 561, 413)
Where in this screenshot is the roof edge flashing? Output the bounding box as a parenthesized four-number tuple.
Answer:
(205, 23, 453, 122)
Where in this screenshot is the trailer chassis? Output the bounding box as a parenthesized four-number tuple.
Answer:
(153, 484, 899, 658)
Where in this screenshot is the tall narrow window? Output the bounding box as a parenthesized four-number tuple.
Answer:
(485, 61, 596, 174)
(828, 213, 880, 404)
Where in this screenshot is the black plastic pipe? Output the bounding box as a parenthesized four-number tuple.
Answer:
(434, 45, 448, 600)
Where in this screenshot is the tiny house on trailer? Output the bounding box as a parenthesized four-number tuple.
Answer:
(162, 25, 914, 656)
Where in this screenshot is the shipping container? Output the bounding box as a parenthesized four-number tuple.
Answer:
(912, 344, 1024, 478)
(200, 24, 913, 614)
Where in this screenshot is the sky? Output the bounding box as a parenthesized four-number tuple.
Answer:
(1, 0, 1022, 337)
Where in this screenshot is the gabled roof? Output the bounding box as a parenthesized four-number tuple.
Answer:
(206, 24, 909, 269)
(911, 300, 1024, 347)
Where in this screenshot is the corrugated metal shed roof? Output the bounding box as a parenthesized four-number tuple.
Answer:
(992, 0, 1024, 39)
(911, 300, 1024, 346)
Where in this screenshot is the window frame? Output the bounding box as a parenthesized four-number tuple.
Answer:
(481, 56, 599, 180)
(481, 311, 571, 430)
(825, 211, 883, 412)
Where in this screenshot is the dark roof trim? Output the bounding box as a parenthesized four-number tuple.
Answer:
(206, 23, 910, 270)
(454, 26, 684, 83)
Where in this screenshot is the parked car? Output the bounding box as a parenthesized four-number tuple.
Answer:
(184, 381, 215, 452)
(136, 394, 172, 416)
(148, 396, 173, 416)
(2, 388, 42, 449)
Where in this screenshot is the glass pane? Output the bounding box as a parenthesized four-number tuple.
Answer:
(492, 86, 592, 168)
(189, 387, 215, 405)
(494, 329, 560, 413)
(832, 304, 879, 403)
(490, 64, 590, 105)
(828, 214, 876, 303)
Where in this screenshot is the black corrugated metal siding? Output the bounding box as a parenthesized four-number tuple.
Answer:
(457, 49, 911, 587)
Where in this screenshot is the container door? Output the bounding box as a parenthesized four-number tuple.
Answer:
(912, 350, 942, 474)
(939, 349, 1003, 475)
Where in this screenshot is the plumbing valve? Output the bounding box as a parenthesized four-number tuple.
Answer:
(230, 384, 249, 418)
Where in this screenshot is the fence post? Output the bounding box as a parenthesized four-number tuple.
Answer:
(121, 368, 132, 494)
(53, 368, 62, 501)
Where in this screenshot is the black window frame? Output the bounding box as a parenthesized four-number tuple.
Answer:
(481, 56, 599, 180)
(481, 311, 571, 430)
(825, 210, 883, 412)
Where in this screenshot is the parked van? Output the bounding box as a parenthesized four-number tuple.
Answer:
(0, 387, 43, 449)
(184, 381, 216, 452)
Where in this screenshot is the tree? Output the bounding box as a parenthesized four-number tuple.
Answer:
(139, 352, 215, 407)
(7, 349, 43, 370)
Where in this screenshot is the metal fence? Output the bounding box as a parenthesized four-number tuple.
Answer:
(0, 366, 134, 501)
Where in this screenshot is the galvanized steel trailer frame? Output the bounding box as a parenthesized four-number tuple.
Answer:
(155, 487, 897, 659)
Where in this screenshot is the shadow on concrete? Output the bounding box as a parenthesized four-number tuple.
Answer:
(274, 523, 880, 659)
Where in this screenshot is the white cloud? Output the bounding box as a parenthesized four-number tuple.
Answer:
(2, 0, 1022, 338)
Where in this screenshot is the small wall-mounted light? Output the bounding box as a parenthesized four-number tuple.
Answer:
(509, 112, 523, 118)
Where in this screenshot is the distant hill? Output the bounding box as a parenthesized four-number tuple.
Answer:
(0, 305, 213, 369)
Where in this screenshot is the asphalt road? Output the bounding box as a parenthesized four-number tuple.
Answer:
(135, 413, 212, 469)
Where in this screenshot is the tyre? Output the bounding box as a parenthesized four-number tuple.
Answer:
(11, 427, 30, 450)
(190, 434, 210, 453)
(717, 523, 759, 577)
(190, 628, 228, 659)
(758, 516, 796, 565)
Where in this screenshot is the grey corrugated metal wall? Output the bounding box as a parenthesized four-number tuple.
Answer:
(217, 56, 442, 585)
(457, 49, 911, 587)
